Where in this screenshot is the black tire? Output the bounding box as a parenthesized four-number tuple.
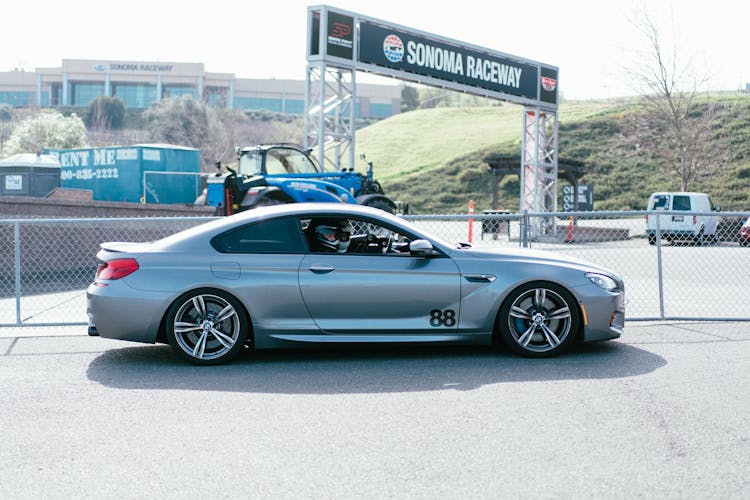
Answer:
(361, 197, 396, 214)
(648, 234, 656, 245)
(496, 281, 580, 357)
(165, 288, 250, 365)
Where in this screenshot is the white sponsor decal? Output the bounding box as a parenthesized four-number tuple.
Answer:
(142, 149, 161, 162)
(5, 175, 23, 190)
(117, 148, 138, 160)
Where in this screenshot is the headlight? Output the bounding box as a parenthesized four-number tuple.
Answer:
(586, 273, 619, 292)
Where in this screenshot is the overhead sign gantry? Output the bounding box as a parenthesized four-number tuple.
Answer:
(306, 5, 560, 235)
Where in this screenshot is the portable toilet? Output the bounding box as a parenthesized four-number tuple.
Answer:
(0, 153, 61, 197)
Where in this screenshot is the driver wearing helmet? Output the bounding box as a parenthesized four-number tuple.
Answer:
(311, 219, 352, 253)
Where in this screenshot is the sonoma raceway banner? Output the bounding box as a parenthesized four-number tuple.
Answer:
(358, 21, 557, 106)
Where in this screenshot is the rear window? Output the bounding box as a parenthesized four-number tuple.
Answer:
(672, 195, 691, 211)
(651, 195, 670, 210)
(211, 217, 305, 253)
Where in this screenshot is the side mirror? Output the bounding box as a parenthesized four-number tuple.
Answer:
(409, 239, 434, 257)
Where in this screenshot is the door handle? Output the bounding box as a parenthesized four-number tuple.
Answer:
(309, 265, 335, 274)
(463, 274, 496, 283)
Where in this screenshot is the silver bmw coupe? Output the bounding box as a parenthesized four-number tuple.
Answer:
(87, 203, 625, 365)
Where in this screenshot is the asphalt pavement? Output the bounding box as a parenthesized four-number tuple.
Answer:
(1, 321, 749, 499)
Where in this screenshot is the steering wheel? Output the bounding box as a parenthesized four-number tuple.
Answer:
(381, 234, 393, 254)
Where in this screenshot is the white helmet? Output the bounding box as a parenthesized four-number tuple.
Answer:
(315, 221, 352, 253)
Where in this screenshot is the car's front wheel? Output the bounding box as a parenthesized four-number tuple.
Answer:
(166, 289, 250, 365)
(496, 282, 580, 357)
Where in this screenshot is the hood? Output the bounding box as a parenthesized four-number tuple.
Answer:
(453, 246, 621, 278)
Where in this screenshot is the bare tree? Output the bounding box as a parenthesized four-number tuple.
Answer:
(144, 97, 304, 171)
(626, 5, 726, 191)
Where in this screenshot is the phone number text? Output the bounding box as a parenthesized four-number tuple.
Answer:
(60, 168, 119, 181)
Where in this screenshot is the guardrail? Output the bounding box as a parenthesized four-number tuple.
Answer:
(1, 210, 748, 327)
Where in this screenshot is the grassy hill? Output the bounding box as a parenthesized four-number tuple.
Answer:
(354, 96, 750, 214)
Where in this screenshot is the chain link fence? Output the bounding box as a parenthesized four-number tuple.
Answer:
(2, 210, 749, 327)
(0, 217, 212, 327)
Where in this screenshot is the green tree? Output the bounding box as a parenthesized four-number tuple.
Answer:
(3, 110, 87, 156)
(85, 96, 126, 130)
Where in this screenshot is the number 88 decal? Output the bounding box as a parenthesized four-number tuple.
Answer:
(429, 309, 456, 327)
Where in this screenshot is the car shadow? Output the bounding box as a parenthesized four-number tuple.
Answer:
(87, 341, 666, 394)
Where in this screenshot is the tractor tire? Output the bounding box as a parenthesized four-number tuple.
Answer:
(361, 197, 396, 214)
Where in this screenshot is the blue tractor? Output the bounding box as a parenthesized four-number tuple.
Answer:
(205, 144, 398, 215)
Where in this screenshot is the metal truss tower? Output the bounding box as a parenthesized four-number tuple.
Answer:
(521, 108, 559, 238)
(304, 62, 356, 171)
(305, 5, 560, 223)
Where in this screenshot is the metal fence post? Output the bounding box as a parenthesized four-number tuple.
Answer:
(14, 222, 21, 326)
(655, 213, 665, 319)
(520, 210, 529, 248)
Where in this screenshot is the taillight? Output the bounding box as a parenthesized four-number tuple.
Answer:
(96, 258, 139, 280)
(692, 216, 697, 225)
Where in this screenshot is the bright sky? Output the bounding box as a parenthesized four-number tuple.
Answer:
(2, 0, 746, 100)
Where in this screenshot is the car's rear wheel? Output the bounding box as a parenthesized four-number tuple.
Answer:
(166, 289, 250, 365)
(496, 281, 580, 357)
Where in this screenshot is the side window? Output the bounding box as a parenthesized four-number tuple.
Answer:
(284, 149, 318, 174)
(302, 217, 415, 255)
(673, 196, 691, 211)
(211, 217, 304, 254)
(265, 150, 290, 175)
(238, 152, 262, 176)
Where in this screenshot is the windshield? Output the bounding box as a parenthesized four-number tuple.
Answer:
(265, 147, 320, 175)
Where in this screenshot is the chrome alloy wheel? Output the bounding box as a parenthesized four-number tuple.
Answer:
(508, 287, 573, 354)
(172, 294, 241, 362)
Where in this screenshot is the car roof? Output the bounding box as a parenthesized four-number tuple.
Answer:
(650, 192, 709, 196)
(232, 202, 401, 221)
(152, 203, 422, 250)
